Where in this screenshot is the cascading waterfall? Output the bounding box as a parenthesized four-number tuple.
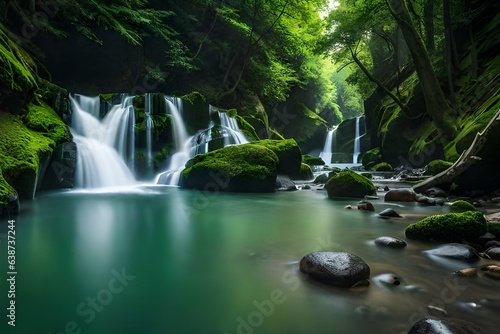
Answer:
(145, 93, 153, 170)
(154, 97, 192, 185)
(70, 95, 136, 188)
(319, 127, 337, 165)
(352, 115, 365, 164)
(73, 94, 101, 119)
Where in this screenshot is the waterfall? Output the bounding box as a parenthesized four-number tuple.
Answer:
(73, 94, 100, 119)
(154, 97, 192, 186)
(145, 93, 153, 170)
(155, 102, 248, 186)
(70, 95, 136, 188)
(353, 116, 365, 164)
(319, 127, 336, 165)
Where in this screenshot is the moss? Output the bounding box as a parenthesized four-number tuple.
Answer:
(132, 94, 145, 115)
(236, 115, 259, 141)
(488, 223, 500, 236)
(180, 144, 278, 192)
(0, 112, 55, 199)
(325, 170, 376, 198)
(0, 168, 16, 205)
(153, 144, 173, 170)
(298, 163, 314, 180)
(24, 102, 71, 146)
(254, 139, 302, 177)
(450, 200, 477, 212)
(227, 108, 237, 118)
(371, 162, 393, 172)
(405, 211, 487, 243)
(302, 154, 325, 166)
(361, 147, 382, 169)
(426, 159, 453, 176)
(99, 93, 115, 101)
(361, 172, 372, 179)
(180, 91, 206, 104)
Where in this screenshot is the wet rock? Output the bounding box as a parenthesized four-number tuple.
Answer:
(313, 173, 329, 184)
(377, 208, 401, 218)
(302, 184, 311, 190)
(357, 200, 375, 212)
(426, 305, 447, 317)
(276, 175, 297, 191)
(374, 236, 407, 248)
(0, 192, 20, 219)
(485, 247, 500, 260)
(384, 188, 416, 202)
(344, 205, 352, 209)
(424, 243, 480, 263)
(480, 264, 500, 280)
(485, 240, 500, 249)
(427, 197, 446, 205)
(372, 273, 402, 288)
(407, 318, 480, 334)
(478, 232, 497, 245)
(424, 187, 448, 198)
(299, 252, 370, 288)
(383, 186, 390, 192)
(454, 268, 478, 277)
(416, 194, 432, 204)
(364, 195, 379, 200)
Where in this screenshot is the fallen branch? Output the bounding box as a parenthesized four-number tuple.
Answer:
(413, 109, 500, 193)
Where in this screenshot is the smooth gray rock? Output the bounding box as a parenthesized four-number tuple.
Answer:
(378, 208, 401, 218)
(384, 188, 416, 202)
(299, 252, 370, 287)
(374, 236, 407, 248)
(407, 318, 480, 334)
(485, 247, 500, 260)
(424, 243, 480, 263)
(424, 187, 448, 198)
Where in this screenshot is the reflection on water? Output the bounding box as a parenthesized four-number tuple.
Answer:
(2, 187, 500, 334)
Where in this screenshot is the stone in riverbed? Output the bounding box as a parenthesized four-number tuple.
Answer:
(384, 188, 416, 202)
(480, 264, 500, 280)
(454, 268, 478, 277)
(485, 247, 500, 260)
(299, 252, 370, 288)
(357, 200, 375, 211)
(424, 243, 480, 263)
(377, 208, 401, 218)
(374, 236, 407, 248)
(407, 318, 480, 334)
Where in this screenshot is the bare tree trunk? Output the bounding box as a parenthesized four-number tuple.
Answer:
(423, 0, 435, 53)
(413, 109, 500, 193)
(386, 0, 457, 141)
(444, 0, 457, 114)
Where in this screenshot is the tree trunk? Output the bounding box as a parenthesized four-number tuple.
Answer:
(423, 0, 435, 53)
(413, 109, 500, 193)
(386, 0, 457, 141)
(443, 0, 457, 114)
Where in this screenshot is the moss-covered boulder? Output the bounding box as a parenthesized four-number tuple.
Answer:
(371, 162, 393, 172)
(405, 211, 488, 243)
(0, 168, 19, 218)
(254, 139, 302, 178)
(450, 200, 477, 212)
(180, 144, 279, 192)
(361, 147, 382, 169)
(425, 159, 453, 176)
(325, 171, 376, 198)
(293, 163, 313, 180)
(302, 154, 325, 166)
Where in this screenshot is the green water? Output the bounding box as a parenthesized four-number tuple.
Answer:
(1, 187, 499, 334)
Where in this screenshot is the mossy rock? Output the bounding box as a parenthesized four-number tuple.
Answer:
(425, 159, 453, 176)
(293, 163, 313, 180)
(0, 168, 19, 218)
(302, 154, 325, 166)
(488, 223, 500, 236)
(24, 102, 71, 144)
(254, 139, 302, 178)
(371, 162, 393, 172)
(0, 167, 15, 205)
(236, 115, 259, 141)
(362, 147, 382, 169)
(450, 200, 477, 212)
(325, 171, 376, 198)
(180, 144, 278, 192)
(405, 211, 487, 243)
(361, 172, 372, 179)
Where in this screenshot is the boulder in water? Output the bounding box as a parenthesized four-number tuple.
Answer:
(407, 318, 480, 334)
(374, 236, 407, 248)
(424, 243, 480, 263)
(485, 247, 500, 260)
(253, 139, 302, 179)
(180, 144, 278, 193)
(405, 211, 487, 243)
(357, 200, 375, 212)
(275, 175, 297, 191)
(377, 208, 401, 218)
(299, 252, 370, 287)
(384, 188, 416, 202)
(325, 171, 376, 199)
(313, 173, 329, 184)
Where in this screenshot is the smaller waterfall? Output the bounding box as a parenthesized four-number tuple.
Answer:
(353, 116, 365, 164)
(319, 127, 336, 165)
(70, 95, 136, 188)
(73, 94, 100, 119)
(145, 93, 153, 169)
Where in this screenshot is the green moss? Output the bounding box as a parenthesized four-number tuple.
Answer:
(405, 211, 487, 243)
(426, 159, 453, 176)
(180, 91, 206, 104)
(0, 168, 16, 205)
(325, 170, 376, 198)
(361, 147, 382, 169)
(254, 139, 302, 177)
(180, 144, 279, 192)
(298, 163, 314, 180)
(371, 162, 393, 172)
(360, 172, 372, 179)
(153, 144, 173, 170)
(488, 223, 500, 236)
(24, 102, 71, 146)
(100, 93, 115, 101)
(236, 115, 259, 141)
(450, 200, 477, 212)
(227, 108, 237, 118)
(302, 154, 325, 166)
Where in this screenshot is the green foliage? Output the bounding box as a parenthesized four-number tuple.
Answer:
(302, 155, 326, 166)
(180, 92, 206, 104)
(405, 211, 487, 243)
(450, 200, 477, 212)
(426, 159, 453, 176)
(0, 168, 16, 205)
(24, 102, 71, 146)
(371, 162, 393, 172)
(298, 163, 314, 180)
(325, 170, 376, 198)
(154, 145, 173, 170)
(236, 116, 259, 141)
